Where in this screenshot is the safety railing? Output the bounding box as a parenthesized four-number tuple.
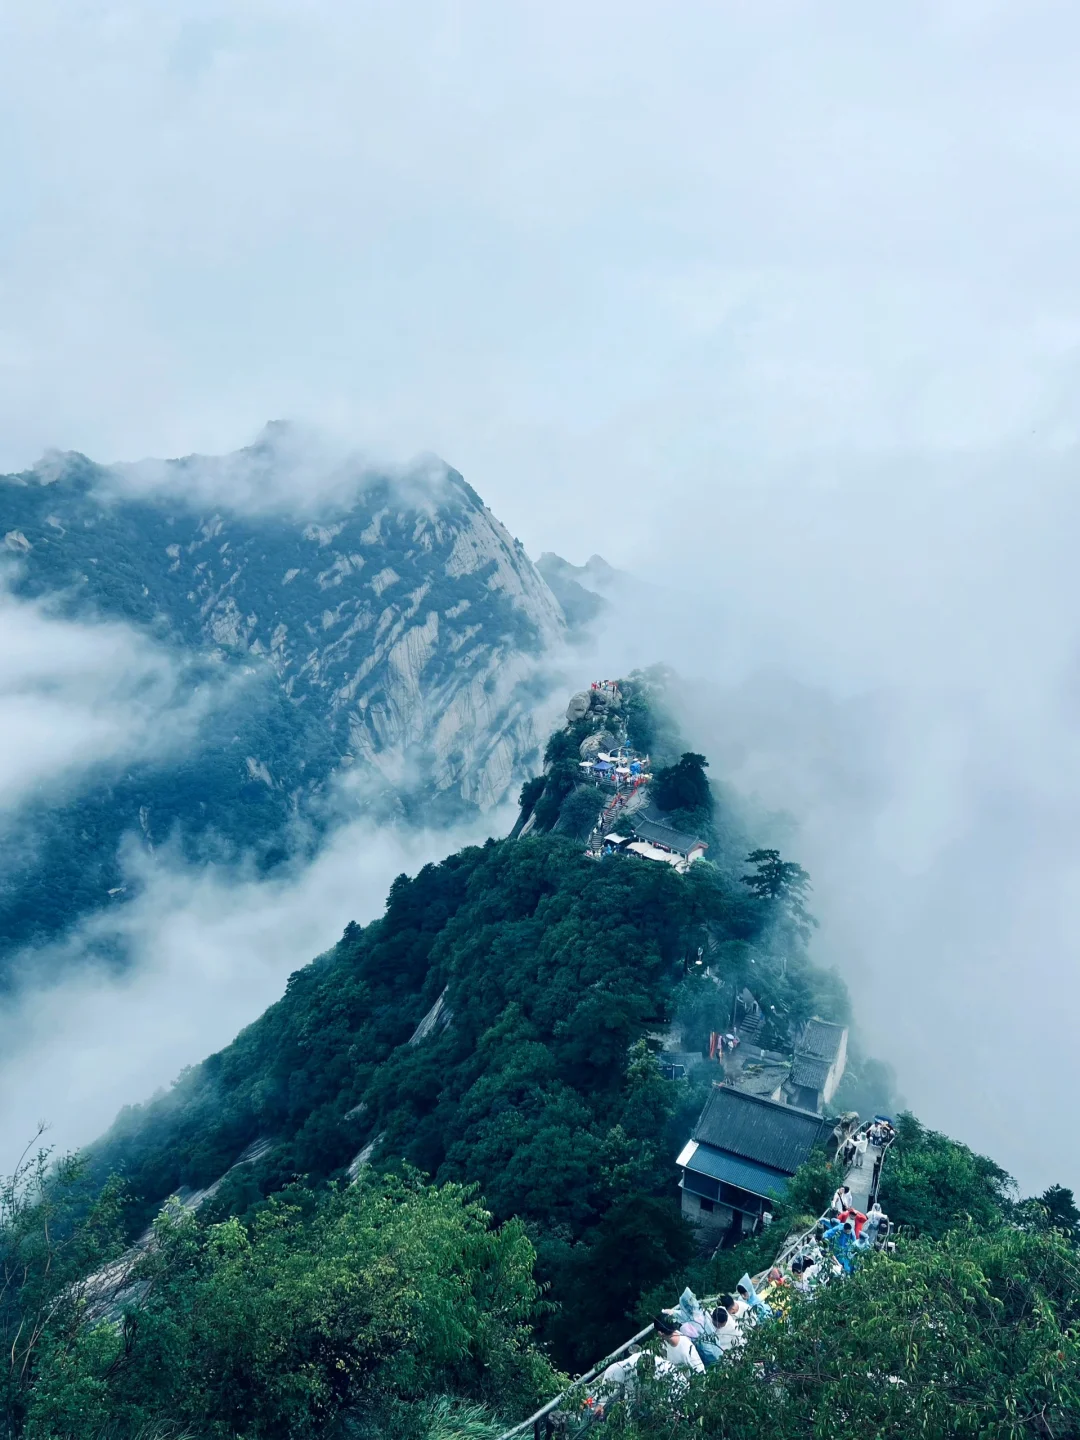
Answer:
(494, 1119, 897, 1440)
(759, 1119, 895, 1282)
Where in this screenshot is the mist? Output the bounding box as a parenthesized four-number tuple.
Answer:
(103, 423, 461, 518)
(2, 2, 1078, 1195)
(573, 448, 1080, 1197)
(0, 802, 514, 1172)
(0, 575, 205, 812)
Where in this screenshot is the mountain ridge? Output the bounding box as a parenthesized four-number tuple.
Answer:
(0, 430, 569, 973)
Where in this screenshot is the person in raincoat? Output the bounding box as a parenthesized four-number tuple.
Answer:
(652, 1315, 705, 1372)
(822, 1218, 857, 1275)
(736, 1274, 773, 1321)
(710, 1306, 744, 1353)
(836, 1206, 868, 1238)
(666, 1288, 723, 1367)
(594, 1351, 679, 1413)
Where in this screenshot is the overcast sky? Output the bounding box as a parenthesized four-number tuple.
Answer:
(2, 1, 1079, 1192)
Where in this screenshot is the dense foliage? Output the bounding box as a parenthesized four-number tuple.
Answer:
(612, 1224, 1080, 1440)
(605, 1104, 1080, 1439)
(878, 1112, 1015, 1238)
(652, 753, 712, 822)
(10, 684, 1075, 1437)
(1, 1145, 127, 1435)
(90, 828, 845, 1370)
(86, 658, 852, 1372)
(3, 1157, 559, 1440)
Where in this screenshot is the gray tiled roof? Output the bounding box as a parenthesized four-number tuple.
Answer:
(692, 1085, 831, 1174)
(790, 1053, 832, 1090)
(683, 1143, 791, 1200)
(798, 1018, 847, 1062)
(631, 817, 708, 857)
(731, 1061, 790, 1099)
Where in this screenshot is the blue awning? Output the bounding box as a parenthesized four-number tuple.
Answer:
(682, 1144, 790, 1200)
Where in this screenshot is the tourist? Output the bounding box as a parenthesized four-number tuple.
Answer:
(822, 1218, 857, 1275)
(791, 1255, 821, 1292)
(597, 1350, 676, 1408)
(836, 1206, 868, 1238)
(863, 1200, 885, 1243)
(667, 1288, 723, 1367)
(652, 1315, 705, 1372)
(853, 1132, 869, 1168)
(737, 1275, 771, 1319)
(710, 1306, 743, 1353)
(831, 1183, 853, 1213)
(869, 1205, 892, 1247)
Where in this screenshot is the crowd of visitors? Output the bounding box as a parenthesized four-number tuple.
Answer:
(586, 1123, 896, 1416)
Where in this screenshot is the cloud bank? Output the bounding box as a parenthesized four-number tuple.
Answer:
(1, 1, 1078, 1195)
(2, 3, 1079, 553)
(0, 574, 206, 813)
(573, 448, 1080, 1196)
(0, 805, 513, 1172)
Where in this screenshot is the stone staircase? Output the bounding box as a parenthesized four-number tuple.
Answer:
(737, 1008, 763, 1043)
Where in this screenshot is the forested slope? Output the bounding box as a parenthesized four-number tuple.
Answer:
(86, 680, 851, 1373)
(7, 682, 1076, 1438)
(91, 830, 847, 1369)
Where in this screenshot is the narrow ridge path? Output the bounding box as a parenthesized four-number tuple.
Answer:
(497, 1121, 895, 1440)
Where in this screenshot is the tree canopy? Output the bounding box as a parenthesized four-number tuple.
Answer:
(607, 1224, 1080, 1440)
(6, 682, 1075, 1439)
(7, 1166, 559, 1440)
(741, 847, 817, 941)
(653, 753, 712, 820)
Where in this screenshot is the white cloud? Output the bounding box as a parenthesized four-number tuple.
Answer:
(2, 4, 1080, 550)
(575, 448, 1080, 1196)
(0, 575, 205, 811)
(0, 806, 513, 1172)
(100, 422, 459, 517)
(1, 0, 1078, 1197)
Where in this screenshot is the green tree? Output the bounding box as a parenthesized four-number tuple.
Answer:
(1017, 1184, 1080, 1244)
(561, 1197, 696, 1372)
(607, 1224, 1080, 1440)
(741, 848, 817, 941)
(555, 786, 604, 840)
(23, 1173, 559, 1440)
(511, 775, 547, 836)
(653, 753, 712, 818)
(1, 1135, 127, 1438)
(878, 1112, 1013, 1238)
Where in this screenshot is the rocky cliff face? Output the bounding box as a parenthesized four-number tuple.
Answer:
(0, 427, 567, 966)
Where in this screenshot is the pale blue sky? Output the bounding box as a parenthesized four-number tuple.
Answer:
(3, 2, 1080, 556)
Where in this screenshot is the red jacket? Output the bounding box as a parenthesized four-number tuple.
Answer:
(837, 1207, 868, 1237)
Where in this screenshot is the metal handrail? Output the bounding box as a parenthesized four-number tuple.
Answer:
(494, 1120, 897, 1440)
(757, 1120, 895, 1282)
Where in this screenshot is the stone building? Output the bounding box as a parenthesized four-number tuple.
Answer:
(784, 1018, 848, 1113)
(676, 1085, 832, 1237)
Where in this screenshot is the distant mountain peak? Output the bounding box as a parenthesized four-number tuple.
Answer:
(0, 436, 568, 971)
(537, 551, 626, 591)
(535, 551, 634, 633)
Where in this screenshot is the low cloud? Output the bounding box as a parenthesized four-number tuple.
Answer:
(77, 421, 458, 519)
(0, 805, 513, 1172)
(566, 443, 1080, 1198)
(0, 573, 213, 813)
